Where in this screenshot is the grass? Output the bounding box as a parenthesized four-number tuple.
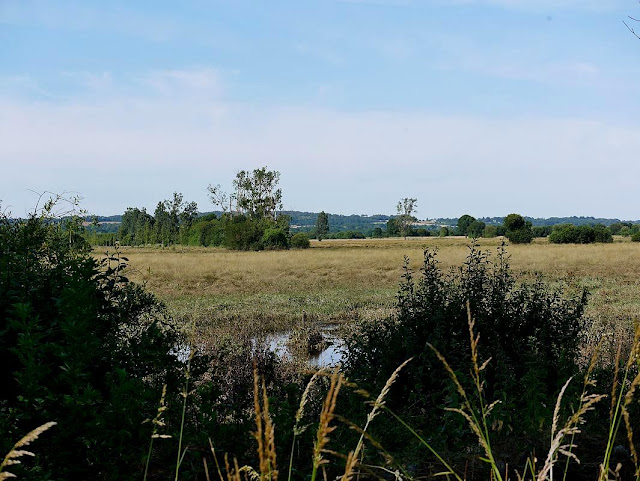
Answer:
(196, 306, 640, 481)
(101, 236, 640, 341)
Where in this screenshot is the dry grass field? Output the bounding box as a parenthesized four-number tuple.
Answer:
(100, 236, 640, 341)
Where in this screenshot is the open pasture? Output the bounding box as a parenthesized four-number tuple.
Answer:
(104, 236, 640, 338)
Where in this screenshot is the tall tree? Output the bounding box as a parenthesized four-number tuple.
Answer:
(316, 211, 329, 241)
(396, 198, 417, 239)
(457, 214, 476, 237)
(207, 184, 233, 214)
(233, 167, 282, 220)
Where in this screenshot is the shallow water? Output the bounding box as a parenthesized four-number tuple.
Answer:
(265, 331, 344, 367)
(174, 330, 344, 367)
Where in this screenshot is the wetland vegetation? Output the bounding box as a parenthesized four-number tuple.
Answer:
(3, 205, 640, 481)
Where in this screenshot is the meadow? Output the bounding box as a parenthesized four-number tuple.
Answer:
(109, 235, 640, 353)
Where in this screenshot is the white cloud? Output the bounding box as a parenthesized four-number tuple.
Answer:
(1, 85, 639, 218)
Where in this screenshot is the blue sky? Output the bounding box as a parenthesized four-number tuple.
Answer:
(1, 0, 639, 218)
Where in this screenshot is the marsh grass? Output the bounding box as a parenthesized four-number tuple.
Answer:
(103, 238, 640, 356)
(199, 311, 635, 481)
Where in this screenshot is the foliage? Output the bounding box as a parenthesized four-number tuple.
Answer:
(468, 219, 486, 238)
(533, 225, 553, 238)
(631, 232, 640, 242)
(503, 213, 526, 231)
(504, 213, 534, 244)
(507, 227, 534, 244)
(118, 193, 197, 246)
(290, 232, 311, 249)
(386, 217, 400, 236)
(233, 167, 283, 220)
(315, 211, 329, 241)
(344, 242, 588, 452)
(482, 225, 498, 238)
(457, 214, 476, 237)
(396, 198, 418, 239)
(327, 230, 366, 239)
(187, 214, 225, 247)
(262, 227, 290, 250)
(0, 206, 183, 480)
(549, 224, 613, 244)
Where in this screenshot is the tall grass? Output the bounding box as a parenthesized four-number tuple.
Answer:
(0, 422, 56, 480)
(209, 305, 637, 481)
(106, 239, 640, 360)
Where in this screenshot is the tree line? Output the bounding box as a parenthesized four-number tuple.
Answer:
(81, 173, 640, 247)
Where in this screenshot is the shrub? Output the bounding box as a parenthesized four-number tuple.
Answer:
(482, 225, 498, 238)
(506, 227, 533, 244)
(532, 225, 553, 238)
(549, 224, 613, 244)
(223, 215, 264, 250)
(262, 227, 289, 250)
(593, 224, 613, 243)
(290, 232, 311, 249)
(344, 242, 588, 449)
(0, 209, 183, 479)
(503, 213, 533, 243)
(631, 232, 640, 242)
(504, 213, 526, 230)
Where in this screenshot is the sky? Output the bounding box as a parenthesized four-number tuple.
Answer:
(1, 0, 639, 219)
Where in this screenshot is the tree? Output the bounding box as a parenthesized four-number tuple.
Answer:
(503, 213, 533, 244)
(457, 214, 476, 236)
(316, 211, 329, 241)
(504, 213, 526, 231)
(468, 219, 486, 238)
(233, 167, 283, 220)
(396, 198, 417, 239)
(386, 218, 400, 236)
(207, 183, 233, 214)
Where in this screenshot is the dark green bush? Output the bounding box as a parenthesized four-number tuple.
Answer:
(593, 225, 613, 243)
(532, 225, 553, 238)
(261, 227, 289, 250)
(506, 227, 533, 244)
(290, 232, 310, 248)
(344, 242, 588, 450)
(223, 215, 265, 250)
(549, 224, 613, 244)
(631, 232, 640, 242)
(0, 210, 184, 480)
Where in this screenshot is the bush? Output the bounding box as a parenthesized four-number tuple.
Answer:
(631, 232, 640, 242)
(482, 225, 498, 238)
(344, 242, 588, 449)
(532, 225, 553, 238)
(506, 227, 533, 244)
(290, 232, 310, 248)
(223, 216, 265, 250)
(549, 224, 613, 244)
(0, 209, 183, 479)
(261, 227, 289, 250)
(503, 213, 533, 243)
(593, 224, 613, 243)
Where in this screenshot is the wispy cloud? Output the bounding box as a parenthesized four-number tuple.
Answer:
(136, 68, 223, 97)
(1, 78, 639, 217)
